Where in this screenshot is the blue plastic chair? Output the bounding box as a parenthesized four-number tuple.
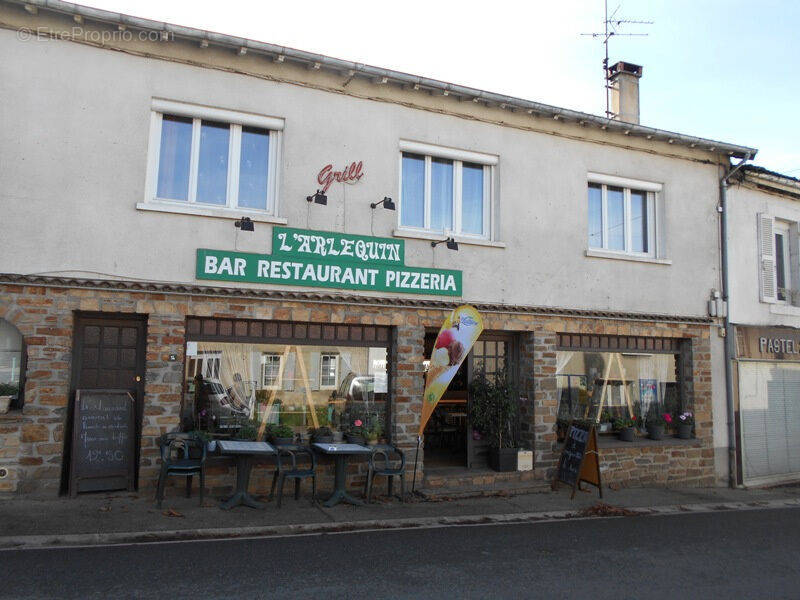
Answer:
(155, 432, 207, 508)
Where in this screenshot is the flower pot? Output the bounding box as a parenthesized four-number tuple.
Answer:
(366, 439, 379, 446)
(618, 427, 635, 442)
(332, 431, 344, 442)
(273, 437, 294, 446)
(488, 447, 517, 472)
(346, 434, 365, 445)
(676, 422, 692, 439)
(0, 396, 11, 414)
(312, 435, 334, 443)
(647, 424, 664, 440)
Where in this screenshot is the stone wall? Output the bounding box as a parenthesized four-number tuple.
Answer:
(0, 281, 714, 497)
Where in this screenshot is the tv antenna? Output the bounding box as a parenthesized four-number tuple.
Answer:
(581, 1, 652, 118)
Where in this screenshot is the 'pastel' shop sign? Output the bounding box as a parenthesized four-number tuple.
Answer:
(196, 226, 462, 296)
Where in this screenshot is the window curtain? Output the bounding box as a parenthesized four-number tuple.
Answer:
(197, 341, 257, 418)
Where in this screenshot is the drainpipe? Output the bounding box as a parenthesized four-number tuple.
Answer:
(720, 153, 751, 488)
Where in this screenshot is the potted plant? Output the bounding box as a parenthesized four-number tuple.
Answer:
(193, 429, 215, 453)
(234, 420, 259, 441)
(346, 419, 366, 444)
(598, 410, 613, 433)
(364, 418, 383, 446)
(0, 383, 18, 414)
(613, 415, 637, 442)
(308, 426, 334, 443)
(269, 423, 295, 445)
(675, 411, 694, 439)
(645, 409, 669, 440)
(468, 367, 518, 472)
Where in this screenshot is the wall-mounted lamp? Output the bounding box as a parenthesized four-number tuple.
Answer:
(306, 190, 328, 205)
(370, 196, 396, 211)
(234, 217, 254, 231)
(431, 237, 458, 251)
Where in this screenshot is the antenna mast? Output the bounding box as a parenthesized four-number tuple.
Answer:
(581, 1, 652, 118)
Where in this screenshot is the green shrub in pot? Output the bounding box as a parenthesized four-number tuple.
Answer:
(468, 367, 518, 471)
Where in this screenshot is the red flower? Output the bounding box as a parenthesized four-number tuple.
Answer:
(631, 416, 636, 421)
(663, 413, 673, 424)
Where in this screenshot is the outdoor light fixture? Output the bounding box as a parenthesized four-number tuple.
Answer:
(306, 190, 328, 205)
(370, 196, 396, 210)
(234, 217, 254, 231)
(431, 237, 458, 251)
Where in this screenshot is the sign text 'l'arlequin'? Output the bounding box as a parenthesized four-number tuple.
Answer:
(196, 227, 462, 296)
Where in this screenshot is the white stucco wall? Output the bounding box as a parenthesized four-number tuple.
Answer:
(727, 182, 800, 327)
(0, 29, 726, 318)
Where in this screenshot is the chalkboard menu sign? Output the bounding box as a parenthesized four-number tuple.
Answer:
(69, 389, 136, 497)
(552, 422, 602, 499)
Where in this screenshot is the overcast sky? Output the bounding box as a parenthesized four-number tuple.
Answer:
(81, 0, 800, 173)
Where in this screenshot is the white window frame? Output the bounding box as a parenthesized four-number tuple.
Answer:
(140, 99, 286, 223)
(397, 140, 497, 240)
(319, 353, 339, 390)
(261, 353, 284, 390)
(587, 173, 661, 259)
(774, 221, 792, 304)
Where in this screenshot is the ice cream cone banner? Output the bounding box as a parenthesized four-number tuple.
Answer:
(419, 305, 483, 436)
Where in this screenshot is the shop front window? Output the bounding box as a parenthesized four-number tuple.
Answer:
(0, 319, 25, 409)
(556, 350, 682, 439)
(184, 342, 389, 442)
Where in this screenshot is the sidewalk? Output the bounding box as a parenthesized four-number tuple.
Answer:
(2, 483, 799, 549)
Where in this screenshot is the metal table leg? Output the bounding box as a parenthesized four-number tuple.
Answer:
(220, 455, 265, 510)
(323, 454, 364, 508)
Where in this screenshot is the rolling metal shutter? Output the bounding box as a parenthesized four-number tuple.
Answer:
(739, 362, 800, 482)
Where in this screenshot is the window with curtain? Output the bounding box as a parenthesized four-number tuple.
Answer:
(556, 350, 682, 438)
(184, 342, 389, 440)
(400, 146, 493, 238)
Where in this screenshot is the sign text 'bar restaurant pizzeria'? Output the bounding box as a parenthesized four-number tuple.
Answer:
(197, 227, 463, 296)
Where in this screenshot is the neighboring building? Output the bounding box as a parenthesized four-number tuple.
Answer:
(727, 166, 800, 485)
(0, 0, 756, 497)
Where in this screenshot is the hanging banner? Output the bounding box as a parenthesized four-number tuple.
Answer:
(418, 305, 483, 435)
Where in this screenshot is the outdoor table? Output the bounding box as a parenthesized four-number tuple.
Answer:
(217, 440, 276, 510)
(312, 442, 373, 507)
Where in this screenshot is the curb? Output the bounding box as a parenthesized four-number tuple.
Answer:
(2, 497, 799, 550)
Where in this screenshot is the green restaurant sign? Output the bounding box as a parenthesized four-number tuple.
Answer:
(196, 227, 462, 296)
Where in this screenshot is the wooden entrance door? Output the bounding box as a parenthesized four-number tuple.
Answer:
(466, 335, 515, 469)
(61, 313, 147, 493)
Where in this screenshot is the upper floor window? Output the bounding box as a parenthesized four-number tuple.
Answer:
(143, 99, 283, 218)
(759, 214, 798, 305)
(399, 141, 496, 239)
(319, 353, 339, 389)
(588, 173, 660, 258)
(261, 353, 283, 389)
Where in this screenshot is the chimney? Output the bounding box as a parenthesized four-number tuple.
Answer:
(608, 61, 643, 124)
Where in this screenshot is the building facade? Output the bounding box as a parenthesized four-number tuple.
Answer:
(727, 166, 800, 485)
(0, 0, 756, 496)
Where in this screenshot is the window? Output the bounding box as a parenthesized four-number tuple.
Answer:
(143, 99, 283, 219)
(0, 319, 25, 410)
(759, 214, 798, 305)
(587, 173, 660, 258)
(319, 353, 339, 389)
(556, 349, 682, 440)
(399, 141, 496, 238)
(774, 222, 791, 302)
(261, 353, 283, 389)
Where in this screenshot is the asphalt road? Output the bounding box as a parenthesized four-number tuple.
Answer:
(4, 507, 800, 599)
